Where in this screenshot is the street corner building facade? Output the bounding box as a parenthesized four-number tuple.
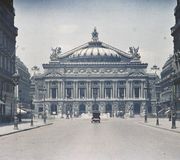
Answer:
(16, 57, 31, 109)
(33, 28, 158, 118)
(171, 0, 180, 119)
(0, 0, 18, 122)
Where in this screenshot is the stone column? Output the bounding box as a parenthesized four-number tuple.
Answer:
(89, 81, 92, 99)
(129, 80, 131, 98)
(141, 81, 143, 98)
(73, 81, 76, 99)
(112, 81, 115, 99)
(126, 80, 129, 99)
(62, 80, 65, 99)
(114, 81, 117, 99)
(102, 81, 104, 99)
(100, 80, 102, 99)
(47, 81, 50, 99)
(49, 81, 52, 99)
(58, 81, 61, 99)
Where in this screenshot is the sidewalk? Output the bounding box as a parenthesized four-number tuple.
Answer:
(136, 117, 180, 133)
(0, 118, 53, 137)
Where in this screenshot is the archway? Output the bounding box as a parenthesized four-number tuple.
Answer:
(92, 104, 99, 112)
(79, 104, 86, 115)
(51, 104, 57, 115)
(105, 104, 112, 117)
(133, 103, 140, 114)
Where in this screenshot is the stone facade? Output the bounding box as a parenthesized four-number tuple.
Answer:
(171, 0, 180, 119)
(16, 57, 31, 109)
(159, 56, 174, 112)
(33, 29, 157, 118)
(0, 0, 18, 122)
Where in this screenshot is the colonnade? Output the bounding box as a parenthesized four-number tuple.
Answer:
(44, 79, 147, 100)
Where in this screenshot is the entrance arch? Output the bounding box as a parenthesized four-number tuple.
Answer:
(105, 104, 112, 117)
(79, 104, 86, 115)
(92, 104, 99, 112)
(51, 104, 57, 115)
(134, 103, 140, 114)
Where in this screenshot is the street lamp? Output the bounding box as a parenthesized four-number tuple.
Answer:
(156, 101, 159, 126)
(144, 86, 148, 123)
(30, 99, 34, 126)
(171, 71, 176, 129)
(12, 72, 20, 130)
(42, 87, 47, 124)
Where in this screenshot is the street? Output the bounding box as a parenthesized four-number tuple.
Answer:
(0, 118, 180, 160)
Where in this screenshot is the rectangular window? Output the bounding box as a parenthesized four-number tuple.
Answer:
(105, 88, 111, 98)
(52, 88, 57, 99)
(92, 88, 98, 98)
(135, 88, 139, 98)
(80, 88, 85, 98)
(67, 88, 72, 98)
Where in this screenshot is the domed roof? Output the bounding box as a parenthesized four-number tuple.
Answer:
(50, 28, 140, 63)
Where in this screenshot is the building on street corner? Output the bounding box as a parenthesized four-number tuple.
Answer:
(159, 55, 174, 115)
(33, 28, 158, 118)
(0, 0, 18, 122)
(15, 56, 31, 109)
(171, 0, 180, 119)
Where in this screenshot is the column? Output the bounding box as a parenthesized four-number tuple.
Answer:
(112, 81, 115, 99)
(86, 81, 89, 99)
(114, 81, 117, 98)
(58, 81, 61, 99)
(47, 81, 50, 99)
(129, 81, 131, 98)
(141, 80, 143, 98)
(126, 80, 129, 99)
(73, 81, 76, 99)
(62, 80, 65, 99)
(102, 81, 104, 99)
(49, 81, 52, 99)
(75, 81, 78, 99)
(89, 81, 91, 99)
(100, 80, 102, 99)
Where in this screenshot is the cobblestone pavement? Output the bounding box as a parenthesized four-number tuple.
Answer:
(0, 118, 180, 160)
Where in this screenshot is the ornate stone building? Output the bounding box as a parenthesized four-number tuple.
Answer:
(171, 0, 180, 119)
(33, 28, 157, 117)
(0, 0, 17, 122)
(16, 57, 31, 109)
(159, 55, 174, 111)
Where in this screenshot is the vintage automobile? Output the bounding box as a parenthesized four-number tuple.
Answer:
(91, 111, 100, 123)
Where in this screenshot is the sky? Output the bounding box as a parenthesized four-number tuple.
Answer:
(14, 0, 177, 75)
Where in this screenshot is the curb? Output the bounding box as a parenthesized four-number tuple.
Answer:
(139, 122, 180, 134)
(0, 123, 53, 137)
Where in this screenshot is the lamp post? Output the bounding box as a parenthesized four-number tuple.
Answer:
(156, 101, 159, 126)
(30, 99, 34, 126)
(171, 71, 176, 129)
(144, 86, 148, 123)
(42, 87, 47, 124)
(12, 72, 20, 130)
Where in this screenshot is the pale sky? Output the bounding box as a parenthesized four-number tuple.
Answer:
(14, 0, 176, 75)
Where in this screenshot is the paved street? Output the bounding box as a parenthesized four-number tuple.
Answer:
(0, 118, 180, 160)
